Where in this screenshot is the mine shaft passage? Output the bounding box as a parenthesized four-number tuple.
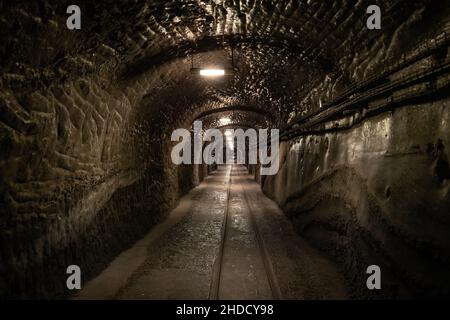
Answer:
(76, 165, 348, 300)
(2, 1, 450, 300)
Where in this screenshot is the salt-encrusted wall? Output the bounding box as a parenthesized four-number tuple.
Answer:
(262, 6, 450, 298)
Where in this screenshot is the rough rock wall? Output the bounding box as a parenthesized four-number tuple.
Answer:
(288, 1, 450, 121)
(0, 59, 208, 298)
(263, 14, 450, 298)
(264, 100, 450, 298)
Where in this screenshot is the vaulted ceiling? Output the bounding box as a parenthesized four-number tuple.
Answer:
(1, 0, 446, 129)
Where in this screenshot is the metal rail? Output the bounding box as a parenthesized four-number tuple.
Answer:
(240, 171, 283, 300)
(208, 165, 232, 300)
(209, 165, 282, 300)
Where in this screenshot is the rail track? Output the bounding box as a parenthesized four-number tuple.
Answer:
(209, 165, 282, 300)
(208, 165, 232, 300)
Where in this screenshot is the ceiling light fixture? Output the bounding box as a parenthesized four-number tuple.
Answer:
(190, 68, 234, 77)
(200, 69, 224, 76)
(219, 117, 231, 126)
(190, 42, 236, 77)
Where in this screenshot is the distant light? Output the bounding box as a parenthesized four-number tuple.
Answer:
(225, 130, 234, 149)
(199, 69, 225, 76)
(219, 117, 231, 126)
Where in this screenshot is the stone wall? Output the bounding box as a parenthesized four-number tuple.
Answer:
(264, 99, 450, 298)
(262, 15, 450, 297)
(0, 61, 209, 298)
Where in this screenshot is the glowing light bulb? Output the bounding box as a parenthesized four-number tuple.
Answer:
(199, 69, 225, 76)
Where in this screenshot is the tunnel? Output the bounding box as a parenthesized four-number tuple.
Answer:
(1, 0, 450, 301)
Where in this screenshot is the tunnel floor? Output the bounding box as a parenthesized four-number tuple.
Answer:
(75, 165, 349, 300)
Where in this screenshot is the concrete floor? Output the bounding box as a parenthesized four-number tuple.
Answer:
(74, 165, 349, 300)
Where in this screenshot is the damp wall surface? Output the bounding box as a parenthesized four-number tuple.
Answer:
(263, 98, 450, 299)
(0, 66, 208, 299)
(259, 9, 450, 298)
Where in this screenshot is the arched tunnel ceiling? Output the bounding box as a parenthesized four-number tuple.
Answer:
(1, 0, 432, 72)
(1, 0, 446, 130)
(194, 105, 275, 122)
(194, 107, 271, 131)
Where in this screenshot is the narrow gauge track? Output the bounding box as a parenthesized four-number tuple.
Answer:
(208, 165, 232, 300)
(240, 174, 282, 300)
(209, 165, 282, 300)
